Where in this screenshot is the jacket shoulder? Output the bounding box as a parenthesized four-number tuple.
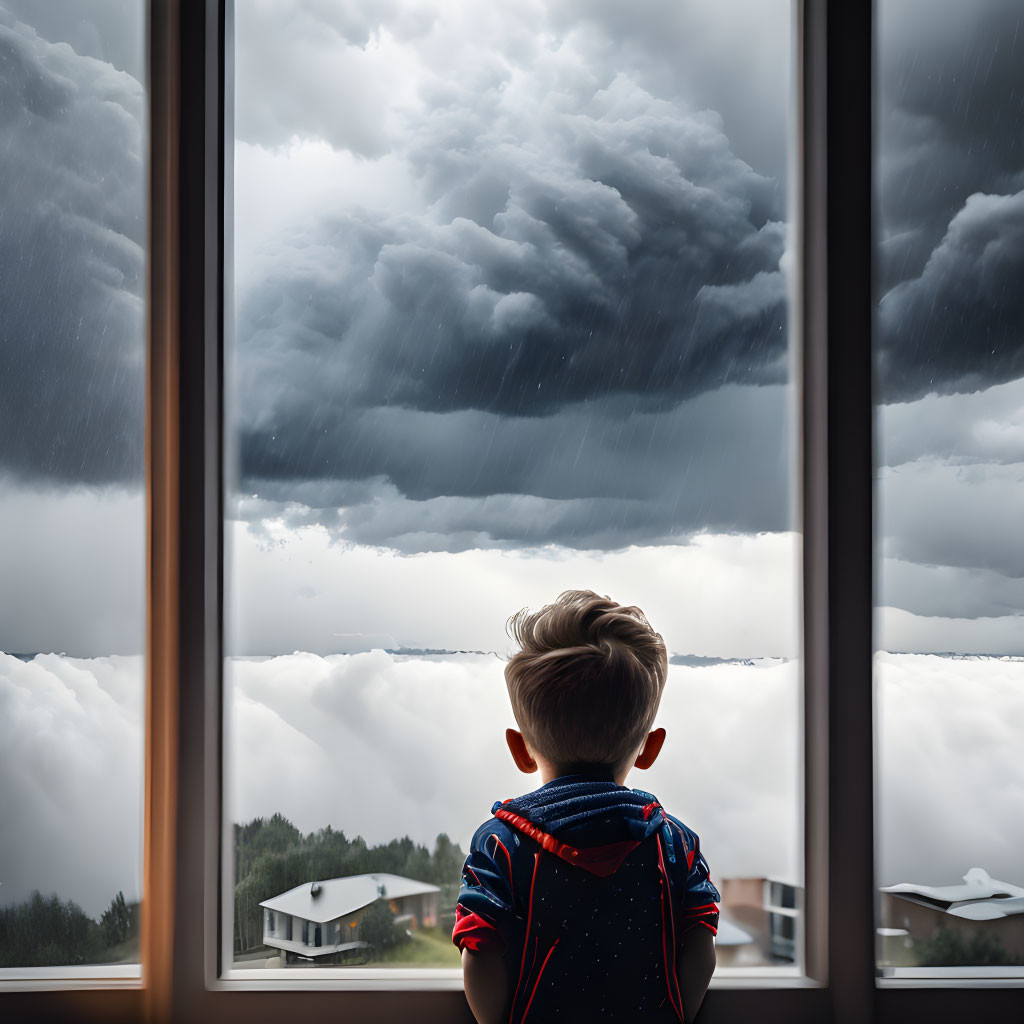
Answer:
(663, 811, 701, 849)
(467, 817, 537, 878)
(468, 816, 519, 851)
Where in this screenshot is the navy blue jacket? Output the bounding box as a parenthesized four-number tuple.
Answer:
(453, 777, 719, 1022)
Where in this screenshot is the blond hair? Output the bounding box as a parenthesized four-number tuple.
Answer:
(504, 590, 668, 771)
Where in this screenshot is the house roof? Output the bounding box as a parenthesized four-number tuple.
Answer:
(881, 867, 1024, 919)
(715, 917, 755, 946)
(259, 873, 440, 924)
(948, 897, 1024, 921)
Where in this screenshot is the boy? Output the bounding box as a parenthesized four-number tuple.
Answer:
(452, 590, 719, 1023)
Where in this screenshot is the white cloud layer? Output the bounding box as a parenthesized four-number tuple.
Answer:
(876, 651, 1024, 885)
(4, 649, 1022, 920)
(226, 653, 800, 884)
(0, 653, 143, 918)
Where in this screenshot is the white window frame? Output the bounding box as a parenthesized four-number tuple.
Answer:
(2, 1, 1022, 1021)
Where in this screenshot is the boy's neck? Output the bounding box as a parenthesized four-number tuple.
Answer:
(538, 757, 631, 787)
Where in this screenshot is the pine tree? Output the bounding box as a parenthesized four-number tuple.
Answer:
(915, 926, 1019, 967)
(101, 891, 131, 948)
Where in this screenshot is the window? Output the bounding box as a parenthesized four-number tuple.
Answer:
(3, 2, 1022, 1022)
(0, 0, 146, 987)
(225, 0, 799, 977)
(874, 0, 1024, 979)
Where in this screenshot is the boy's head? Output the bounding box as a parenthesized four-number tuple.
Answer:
(504, 590, 668, 777)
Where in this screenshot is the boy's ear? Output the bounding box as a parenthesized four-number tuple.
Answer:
(505, 728, 539, 774)
(634, 727, 666, 770)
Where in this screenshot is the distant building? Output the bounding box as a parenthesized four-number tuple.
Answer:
(259, 873, 440, 962)
(713, 915, 757, 966)
(715, 877, 800, 966)
(880, 867, 1024, 965)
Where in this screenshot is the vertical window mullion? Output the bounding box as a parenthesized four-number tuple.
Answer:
(799, 0, 830, 993)
(824, 1, 876, 1022)
(145, 1, 225, 1020)
(175, 0, 226, 1016)
(144, 0, 183, 1019)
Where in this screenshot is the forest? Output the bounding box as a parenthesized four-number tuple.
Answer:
(0, 890, 138, 968)
(232, 813, 466, 953)
(0, 815, 465, 967)
(2, 830, 1019, 968)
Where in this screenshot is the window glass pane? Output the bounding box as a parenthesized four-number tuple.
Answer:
(227, 0, 798, 973)
(0, 1, 146, 972)
(875, 0, 1024, 976)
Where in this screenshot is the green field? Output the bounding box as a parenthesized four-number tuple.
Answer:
(371, 927, 462, 968)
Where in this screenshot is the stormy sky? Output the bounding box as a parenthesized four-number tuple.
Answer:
(1, 0, 1021, 658)
(1, 0, 1023, 946)
(229, 0, 795, 576)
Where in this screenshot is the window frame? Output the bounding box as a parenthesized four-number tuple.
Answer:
(3, 0, 1022, 1020)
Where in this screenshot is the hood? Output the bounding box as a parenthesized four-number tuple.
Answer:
(491, 777, 670, 877)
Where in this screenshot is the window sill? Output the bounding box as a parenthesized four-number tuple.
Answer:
(213, 963, 814, 991)
(879, 966, 1024, 987)
(216, 967, 465, 990)
(0, 964, 142, 991)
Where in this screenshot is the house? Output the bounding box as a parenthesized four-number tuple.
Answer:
(259, 874, 440, 963)
(714, 878, 800, 966)
(880, 868, 1024, 966)
(713, 916, 758, 967)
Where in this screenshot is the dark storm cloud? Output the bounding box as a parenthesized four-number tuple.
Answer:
(233, 0, 793, 187)
(878, 0, 1024, 283)
(1, 0, 143, 80)
(545, 0, 793, 185)
(878, 189, 1024, 398)
(7, 0, 1020, 591)
(239, 92, 786, 416)
(881, 557, 1024, 621)
(0, 0, 791, 542)
(879, 459, 1024, 579)
(239, 383, 792, 552)
(876, 0, 1024, 401)
(0, 8, 145, 486)
(236, 77, 789, 540)
(873, 378, 1024, 621)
